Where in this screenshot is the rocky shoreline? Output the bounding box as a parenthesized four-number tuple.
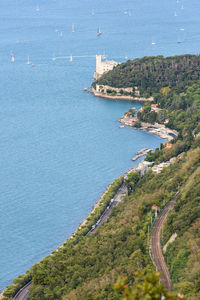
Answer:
(75, 182, 113, 231)
(119, 114, 178, 142)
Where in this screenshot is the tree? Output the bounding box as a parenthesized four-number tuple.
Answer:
(133, 121, 141, 128)
(113, 272, 179, 300)
(125, 172, 140, 193)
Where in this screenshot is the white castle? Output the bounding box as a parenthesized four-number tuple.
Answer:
(94, 55, 119, 80)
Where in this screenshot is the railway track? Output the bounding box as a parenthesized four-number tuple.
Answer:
(150, 193, 178, 291)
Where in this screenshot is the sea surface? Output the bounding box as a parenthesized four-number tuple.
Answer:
(0, 0, 200, 289)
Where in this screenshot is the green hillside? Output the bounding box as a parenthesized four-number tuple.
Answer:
(94, 54, 200, 97)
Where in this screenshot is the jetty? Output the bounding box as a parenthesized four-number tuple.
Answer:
(132, 148, 153, 161)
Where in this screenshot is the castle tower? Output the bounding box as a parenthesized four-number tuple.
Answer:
(96, 55, 102, 74)
(94, 54, 119, 80)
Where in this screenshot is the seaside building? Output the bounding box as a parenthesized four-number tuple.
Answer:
(94, 55, 119, 80)
(151, 103, 161, 112)
(165, 142, 173, 149)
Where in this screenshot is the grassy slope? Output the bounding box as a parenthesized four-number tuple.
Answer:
(162, 148, 200, 299)
(26, 146, 200, 299)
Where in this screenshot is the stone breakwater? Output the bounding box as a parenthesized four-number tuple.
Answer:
(92, 88, 153, 102)
(119, 114, 178, 142)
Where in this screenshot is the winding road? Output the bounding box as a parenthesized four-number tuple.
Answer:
(151, 193, 178, 291)
(13, 282, 32, 300)
(87, 184, 128, 236)
(11, 184, 128, 300)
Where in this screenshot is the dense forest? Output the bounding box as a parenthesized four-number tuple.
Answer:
(94, 55, 200, 97)
(2, 55, 200, 299)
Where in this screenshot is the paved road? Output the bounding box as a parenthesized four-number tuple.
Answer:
(151, 193, 178, 291)
(12, 184, 127, 300)
(87, 184, 128, 236)
(14, 281, 32, 300)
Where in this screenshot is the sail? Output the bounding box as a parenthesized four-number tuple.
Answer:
(72, 24, 76, 32)
(97, 27, 102, 36)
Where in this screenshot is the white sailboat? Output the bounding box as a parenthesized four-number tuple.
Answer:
(97, 26, 102, 36)
(10, 53, 15, 63)
(52, 54, 56, 61)
(174, 11, 177, 17)
(92, 9, 95, 16)
(69, 55, 73, 62)
(26, 56, 31, 65)
(72, 24, 76, 33)
(36, 6, 40, 12)
(152, 41, 156, 45)
(60, 31, 63, 37)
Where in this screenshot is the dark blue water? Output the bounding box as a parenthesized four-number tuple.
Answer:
(0, 0, 200, 289)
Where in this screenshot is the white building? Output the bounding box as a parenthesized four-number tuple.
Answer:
(94, 55, 119, 80)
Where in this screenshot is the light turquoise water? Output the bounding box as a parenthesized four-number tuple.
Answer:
(0, 0, 200, 289)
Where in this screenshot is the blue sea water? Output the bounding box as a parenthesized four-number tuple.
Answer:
(0, 0, 200, 289)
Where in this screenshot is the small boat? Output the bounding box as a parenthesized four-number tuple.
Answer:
(69, 55, 73, 62)
(125, 56, 128, 59)
(26, 56, 31, 65)
(180, 28, 185, 31)
(32, 63, 35, 67)
(92, 9, 95, 16)
(97, 26, 102, 36)
(83, 88, 87, 91)
(124, 10, 128, 15)
(52, 56, 56, 61)
(10, 53, 15, 63)
(60, 31, 63, 37)
(119, 125, 125, 128)
(36, 6, 40, 12)
(55, 28, 59, 33)
(174, 11, 177, 17)
(72, 24, 76, 33)
(152, 41, 156, 45)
